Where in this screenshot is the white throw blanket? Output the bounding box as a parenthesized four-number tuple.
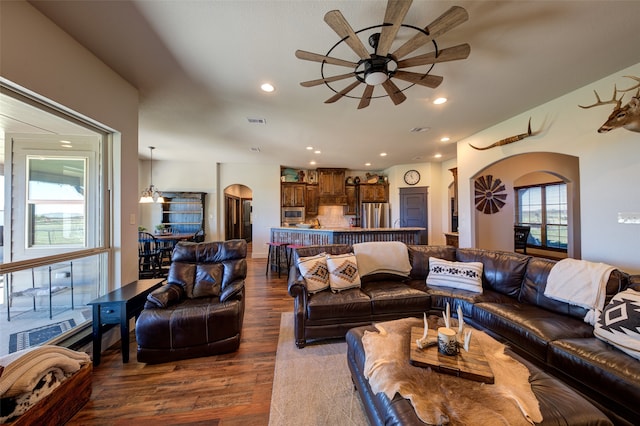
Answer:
(353, 241, 412, 277)
(0, 345, 90, 398)
(544, 258, 615, 325)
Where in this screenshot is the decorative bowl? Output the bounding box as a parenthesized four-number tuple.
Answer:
(296, 224, 312, 228)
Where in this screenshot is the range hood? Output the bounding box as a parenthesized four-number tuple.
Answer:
(317, 168, 347, 205)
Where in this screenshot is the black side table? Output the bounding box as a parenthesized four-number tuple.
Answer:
(88, 279, 163, 366)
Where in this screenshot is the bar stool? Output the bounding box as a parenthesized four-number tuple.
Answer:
(286, 244, 305, 276)
(266, 242, 288, 277)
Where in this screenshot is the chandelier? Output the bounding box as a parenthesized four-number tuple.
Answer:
(139, 146, 164, 203)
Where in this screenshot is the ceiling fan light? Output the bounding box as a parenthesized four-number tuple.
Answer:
(365, 71, 388, 86)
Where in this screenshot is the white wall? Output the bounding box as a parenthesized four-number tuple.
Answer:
(1, 0, 140, 288)
(457, 62, 640, 274)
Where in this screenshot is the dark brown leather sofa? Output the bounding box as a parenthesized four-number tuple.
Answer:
(288, 244, 640, 425)
(136, 239, 247, 364)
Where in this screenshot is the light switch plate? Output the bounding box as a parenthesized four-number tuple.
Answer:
(617, 212, 640, 224)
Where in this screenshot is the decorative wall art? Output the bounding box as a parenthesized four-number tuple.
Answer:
(474, 175, 507, 214)
(469, 118, 534, 150)
(579, 75, 640, 133)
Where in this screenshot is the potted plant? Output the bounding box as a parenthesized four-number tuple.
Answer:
(155, 224, 165, 234)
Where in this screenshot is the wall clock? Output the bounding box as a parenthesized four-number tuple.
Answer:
(404, 170, 420, 185)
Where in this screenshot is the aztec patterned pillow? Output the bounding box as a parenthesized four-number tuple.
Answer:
(326, 253, 361, 292)
(297, 253, 330, 294)
(594, 289, 640, 360)
(426, 257, 484, 293)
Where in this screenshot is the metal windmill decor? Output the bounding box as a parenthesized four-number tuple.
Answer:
(474, 175, 507, 214)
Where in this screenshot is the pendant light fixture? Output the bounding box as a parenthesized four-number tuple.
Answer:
(139, 146, 164, 203)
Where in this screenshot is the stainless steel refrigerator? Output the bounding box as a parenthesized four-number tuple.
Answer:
(361, 202, 390, 228)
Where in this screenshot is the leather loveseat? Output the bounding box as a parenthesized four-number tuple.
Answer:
(136, 239, 247, 364)
(288, 243, 640, 425)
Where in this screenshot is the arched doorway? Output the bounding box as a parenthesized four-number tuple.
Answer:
(471, 152, 580, 259)
(224, 184, 252, 242)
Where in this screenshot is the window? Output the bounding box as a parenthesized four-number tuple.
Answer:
(515, 182, 567, 251)
(27, 157, 87, 248)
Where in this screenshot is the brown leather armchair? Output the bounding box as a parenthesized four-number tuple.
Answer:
(136, 239, 247, 364)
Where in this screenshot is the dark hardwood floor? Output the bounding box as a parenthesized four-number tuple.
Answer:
(68, 246, 292, 425)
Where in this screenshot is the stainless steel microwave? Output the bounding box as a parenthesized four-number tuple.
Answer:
(282, 207, 305, 224)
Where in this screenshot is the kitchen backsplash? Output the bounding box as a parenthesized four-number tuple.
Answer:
(313, 205, 352, 228)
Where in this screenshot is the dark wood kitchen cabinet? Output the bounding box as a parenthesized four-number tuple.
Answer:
(317, 168, 346, 204)
(345, 184, 357, 215)
(360, 183, 389, 203)
(281, 183, 306, 207)
(306, 184, 319, 215)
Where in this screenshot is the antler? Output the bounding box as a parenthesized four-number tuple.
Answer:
(579, 86, 622, 109)
(619, 75, 640, 93)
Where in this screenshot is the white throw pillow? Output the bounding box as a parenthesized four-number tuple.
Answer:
(426, 257, 483, 293)
(326, 253, 361, 292)
(594, 289, 640, 360)
(297, 253, 329, 293)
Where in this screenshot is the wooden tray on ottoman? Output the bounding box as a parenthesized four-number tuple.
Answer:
(409, 327, 494, 384)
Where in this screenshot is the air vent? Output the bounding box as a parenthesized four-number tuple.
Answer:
(247, 117, 267, 124)
(250, 147, 261, 153)
(410, 127, 430, 133)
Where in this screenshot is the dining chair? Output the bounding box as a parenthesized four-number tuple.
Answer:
(514, 225, 531, 254)
(138, 231, 162, 278)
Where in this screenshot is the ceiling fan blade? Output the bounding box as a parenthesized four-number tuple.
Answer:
(301, 72, 356, 88)
(358, 85, 375, 109)
(376, 0, 413, 57)
(324, 10, 371, 60)
(295, 50, 358, 68)
(325, 80, 362, 103)
(397, 43, 470, 68)
(393, 71, 443, 88)
(392, 6, 469, 60)
(381, 80, 407, 105)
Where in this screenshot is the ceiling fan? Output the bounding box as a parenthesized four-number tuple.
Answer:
(295, 0, 471, 109)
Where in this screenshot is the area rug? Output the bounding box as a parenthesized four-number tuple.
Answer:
(268, 312, 368, 426)
(8, 319, 76, 353)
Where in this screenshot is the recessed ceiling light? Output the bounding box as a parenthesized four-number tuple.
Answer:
(365, 162, 371, 166)
(261, 83, 275, 92)
(310, 160, 316, 165)
(380, 152, 387, 157)
(306, 146, 313, 150)
(440, 137, 450, 142)
(314, 150, 321, 154)
(433, 97, 447, 105)
(434, 153, 442, 158)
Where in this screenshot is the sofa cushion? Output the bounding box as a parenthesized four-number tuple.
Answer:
(456, 248, 529, 297)
(353, 241, 411, 278)
(520, 257, 628, 320)
(548, 337, 640, 422)
(326, 253, 361, 292)
(168, 262, 197, 297)
(193, 263, 223, 298)
(296, 253, 330, 294)
(426, 257, 483, 293)
(594, 289, 640, 360)
(361, 281, 430, 315)
(473, 302, 594, 362)
(428, 287, 513, 319)
(306, 288, 371, 320)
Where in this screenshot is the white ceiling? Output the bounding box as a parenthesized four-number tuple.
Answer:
(19, 0, 640, 170)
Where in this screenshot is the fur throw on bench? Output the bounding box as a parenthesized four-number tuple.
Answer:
(362, 317, 542, 425)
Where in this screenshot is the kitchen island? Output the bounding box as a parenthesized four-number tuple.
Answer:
(270, 226, 425, 246)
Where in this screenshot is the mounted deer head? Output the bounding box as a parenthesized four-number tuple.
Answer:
(579, 76, 640, 133)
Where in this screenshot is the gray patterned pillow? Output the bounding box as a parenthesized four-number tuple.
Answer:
(594, 289, 640, 360)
